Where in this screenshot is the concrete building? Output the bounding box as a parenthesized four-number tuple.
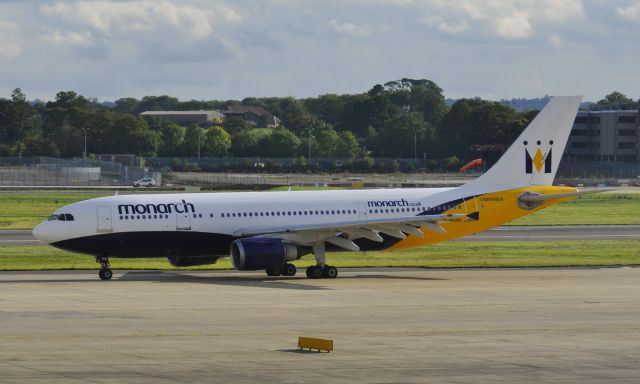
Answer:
(140, 111, 224, 126)
(563, 110, 639, 162)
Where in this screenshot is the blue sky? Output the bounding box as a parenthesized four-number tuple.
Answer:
(0, 0, 638, 102)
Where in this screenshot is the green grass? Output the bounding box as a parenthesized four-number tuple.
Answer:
(0, 192, 111, 229)
(2, 240, 639, 271)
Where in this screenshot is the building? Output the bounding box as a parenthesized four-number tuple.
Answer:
(563, 110, 639, 162)
(139, 111, 224, 126)
(222, 106, 281, 128)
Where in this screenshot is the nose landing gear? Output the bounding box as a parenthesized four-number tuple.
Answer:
(95, 256, 113, 280)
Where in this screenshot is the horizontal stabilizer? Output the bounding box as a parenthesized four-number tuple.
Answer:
(519, 189, 613, 203)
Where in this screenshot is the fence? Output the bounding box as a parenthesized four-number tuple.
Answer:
(0, 157, 156, 186)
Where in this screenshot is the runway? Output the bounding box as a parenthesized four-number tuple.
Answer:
(3, 225, 640, 246)
(1, 268, 640, 383)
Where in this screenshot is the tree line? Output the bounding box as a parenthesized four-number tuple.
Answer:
(0, 79, 631, 165)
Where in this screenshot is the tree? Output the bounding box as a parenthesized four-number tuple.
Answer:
(134, 95, 180, 114)
(183, 124, 204, 157)
(106, 114, 161, 156)
(436, 98, 528, 158)
(113, 98, 139, 114)
(369, 112, 433, 158)
(313, 125, 339, 157)
(231, 128, 269, 157)
(595, 91, 635, 109)
(143, 116, 185, 156)
(276, 97, 313, 135)
(202, 126, 231, 157)
(223, 116, 250, 134)
(335, 131, 360, 158)
(263, 128, 300, 157)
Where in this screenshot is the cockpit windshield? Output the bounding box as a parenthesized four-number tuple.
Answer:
(48, 214, 74, 221)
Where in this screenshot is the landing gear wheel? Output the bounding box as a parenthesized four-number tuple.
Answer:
(323, 266, 338, 279)
(95, 256, 112, 281)
(265, 265, 282, 277)
(282, 263, 297, 277)
(98, 269, 113, 280)
(306, 266, 324, 279)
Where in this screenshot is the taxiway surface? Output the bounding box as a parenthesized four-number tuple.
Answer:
(1, 268, 640, 383)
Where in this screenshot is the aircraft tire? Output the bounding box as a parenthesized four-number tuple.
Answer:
(324, 266, 338, 279)
(306, 266, 324, 279)
(265, 265, 282, 277)
(282, 263, 297, 277)
(99, 269, 113, 280)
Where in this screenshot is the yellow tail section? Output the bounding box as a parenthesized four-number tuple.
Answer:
(391, 186, 577, 250)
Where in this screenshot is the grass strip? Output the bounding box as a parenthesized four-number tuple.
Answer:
(2, 240, 639, 271)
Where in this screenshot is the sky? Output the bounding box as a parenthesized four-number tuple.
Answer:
(0, 0, 639, 103)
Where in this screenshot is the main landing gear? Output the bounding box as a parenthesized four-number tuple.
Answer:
(265, 263, 297, 277)
(305, 243, 338, 279)
(96, 256, 113, 280)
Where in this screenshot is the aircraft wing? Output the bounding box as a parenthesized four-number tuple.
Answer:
(232, 213, 475, 251)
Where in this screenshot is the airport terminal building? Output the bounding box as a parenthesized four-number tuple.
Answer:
(564, 110, 639, 162)
(560, 108, 640, 178)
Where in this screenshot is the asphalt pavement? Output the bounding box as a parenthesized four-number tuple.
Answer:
(2, 268, 640, 383)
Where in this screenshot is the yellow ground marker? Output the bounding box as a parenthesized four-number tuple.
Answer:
(298, 336, 333, 352)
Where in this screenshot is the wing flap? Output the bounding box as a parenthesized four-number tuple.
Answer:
(232, 213, 467, 237)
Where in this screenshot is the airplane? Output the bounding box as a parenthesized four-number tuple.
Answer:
(33, 96, 594, 281)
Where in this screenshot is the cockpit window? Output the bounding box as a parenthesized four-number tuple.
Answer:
(47, 213, 74, 221)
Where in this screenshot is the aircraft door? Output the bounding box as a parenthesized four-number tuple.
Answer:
(176, 206, 191, 230)
(358, 203, 369, 221)
(97, 206, 113, 232)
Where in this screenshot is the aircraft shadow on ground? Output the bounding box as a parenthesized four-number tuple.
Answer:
(0, 271, 446, 289)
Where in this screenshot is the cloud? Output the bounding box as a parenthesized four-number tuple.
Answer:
(0, 18, 21, 60)
(494, 11, 531, 39)
(40, 1, 241, 39)
(616, 2, 640, 21)
(546, 34, 564, 48)
(330, 19, 373, 37)
(43, 31, 94, 47)
(540, 0, 585, 22)
(421, 15, 468, 34)
(37, 1, 243, 62)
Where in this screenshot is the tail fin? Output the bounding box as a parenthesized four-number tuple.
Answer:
(462, 96, 582, 192)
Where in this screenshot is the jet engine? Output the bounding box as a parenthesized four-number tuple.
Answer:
(167, 256, 219, 267)
(230, 237, 306, 271)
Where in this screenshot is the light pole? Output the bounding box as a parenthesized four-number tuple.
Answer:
(83, 127, 87, 161)
(308, 128, 312, 160)
(414, 131, 417, 162)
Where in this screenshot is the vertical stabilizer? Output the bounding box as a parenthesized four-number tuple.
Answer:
(461, 96, 582, 192)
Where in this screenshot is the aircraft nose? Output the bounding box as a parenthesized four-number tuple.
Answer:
(32, 222, 52, 244)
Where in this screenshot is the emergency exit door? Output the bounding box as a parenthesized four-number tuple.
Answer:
(176, 208, 191, 230)
(97, 206, 113, 232)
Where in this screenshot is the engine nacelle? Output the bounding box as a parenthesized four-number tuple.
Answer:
(231, 237, 304, 271)
(167, 256, 219, 267)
